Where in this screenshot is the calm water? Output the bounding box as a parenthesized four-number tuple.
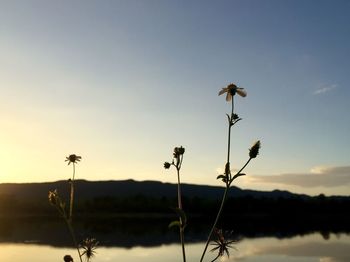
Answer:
(1, 233, 350, 262)
(0, 217, 349, 262)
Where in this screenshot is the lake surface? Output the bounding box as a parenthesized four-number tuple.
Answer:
(1, 233, 350, 262)
(0, 217, 349, 262)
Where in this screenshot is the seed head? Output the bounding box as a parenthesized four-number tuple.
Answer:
(164, 162, 171, 169)
(80, 238, 98, 262)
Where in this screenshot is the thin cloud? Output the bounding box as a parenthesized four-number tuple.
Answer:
(250, 166, 350, 188)
(313, 84, 337, 95)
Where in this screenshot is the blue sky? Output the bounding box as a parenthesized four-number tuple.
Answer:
(0, 0, 349, 195)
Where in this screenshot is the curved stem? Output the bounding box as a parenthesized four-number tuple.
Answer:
(210, 253, 221, 262)
(199, 185, 229, 262)
(65, 218, 83, 262)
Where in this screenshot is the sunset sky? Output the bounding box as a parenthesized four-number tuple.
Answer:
(1, 1, 349, 196)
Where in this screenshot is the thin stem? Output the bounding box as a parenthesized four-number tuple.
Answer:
(226, 98, 234, 164)
(200, 95, 235, 262)
(65, 218, 83, 262)
(177, 166, 187, 262)
(69, 163, 75, 221)
(229, 158, 252, 185)
(210, 253, 221, 262)
(199, 185, 229, 262)
(177, 167, 183, 210)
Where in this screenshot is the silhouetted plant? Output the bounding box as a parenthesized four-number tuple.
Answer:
(199, 83, 260, 261)
(164, 146, 187, 262)
(163, 83, 259, 261)
(210, 228, 238, 262)
(49, 154, 97, 262)
(65, 154, 81, 221)
(80, 237, 99, 262)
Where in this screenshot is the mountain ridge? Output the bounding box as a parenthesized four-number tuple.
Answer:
(0, 179, 332, 200)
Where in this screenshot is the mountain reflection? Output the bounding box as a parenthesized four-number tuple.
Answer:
(0, 216, 349, 248)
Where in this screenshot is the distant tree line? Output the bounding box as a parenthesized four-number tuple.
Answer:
(1, 193, 349, 219)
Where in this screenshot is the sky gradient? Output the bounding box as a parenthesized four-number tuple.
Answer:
(1, 0, 349, 196)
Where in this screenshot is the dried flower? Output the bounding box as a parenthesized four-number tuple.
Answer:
(80, 238, 98, 262)
(65, 154, 82, 165)
(63, 255, 74, 262)
(48, 190, 58, 206)
(249, 140, 261, 159)
(48, 189, 67, 217)
(210, 228, 237, 260)
(164, 162, 171, 169)
(218, 83, 247, 101)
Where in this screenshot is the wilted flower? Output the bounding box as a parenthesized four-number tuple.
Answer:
(65, 154, 82, 165)
(164, 162, 171, 169)
(218, 83, 247, 101)
(48, 190, 58, 206)
(210, 228, 237, 260)
(80, 238, 98, 262)
(63, 255, 73, 262)
(48, 189, 66, 216)
(249, 140, 261, 159)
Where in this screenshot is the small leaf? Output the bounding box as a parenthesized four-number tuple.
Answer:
(216, 175, 226, 180)
(231, 173, 246, 182)
(226, 114, 231, 123)
(169, 220, 181, 228)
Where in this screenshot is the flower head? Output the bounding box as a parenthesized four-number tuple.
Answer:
(218, 83, 247, 101)
(80, 238, 98, 262)
(65, 154, 82, 165)
(210, 228, 237, 260)
(249, 140, 261, 159)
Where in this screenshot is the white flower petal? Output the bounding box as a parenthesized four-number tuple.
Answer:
(236, 88, 247, 97)
(218, 88, 228, 96)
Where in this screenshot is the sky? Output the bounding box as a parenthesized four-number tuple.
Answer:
(0, 0, 349, 196)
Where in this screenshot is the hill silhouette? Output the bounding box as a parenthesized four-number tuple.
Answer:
(0, 179, 349, 219)
(0, 179, 308, 201)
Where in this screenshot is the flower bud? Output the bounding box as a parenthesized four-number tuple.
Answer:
(249, 140, 261, 158)
(63, 255, 73, 262)
(173, 146, 185, 157)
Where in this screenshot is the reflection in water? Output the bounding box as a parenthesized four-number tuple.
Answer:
(0, 233, 349, 262)
(0, 217, 350, 262)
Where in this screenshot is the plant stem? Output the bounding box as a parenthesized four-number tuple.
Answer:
(177, 166, 187, 262)
(200, 96, 235, 262)
(65, 218, 83, 262)
(199, 185, 229, 262)
(226, 98, 234, 164)
(69, 163, 75, 221)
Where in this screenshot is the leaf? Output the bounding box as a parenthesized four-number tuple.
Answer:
(226, 114, 231, 123)
(168, 220, 181, 228)
(216, 175, 226, 180)
(231, 173, 246, 182)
